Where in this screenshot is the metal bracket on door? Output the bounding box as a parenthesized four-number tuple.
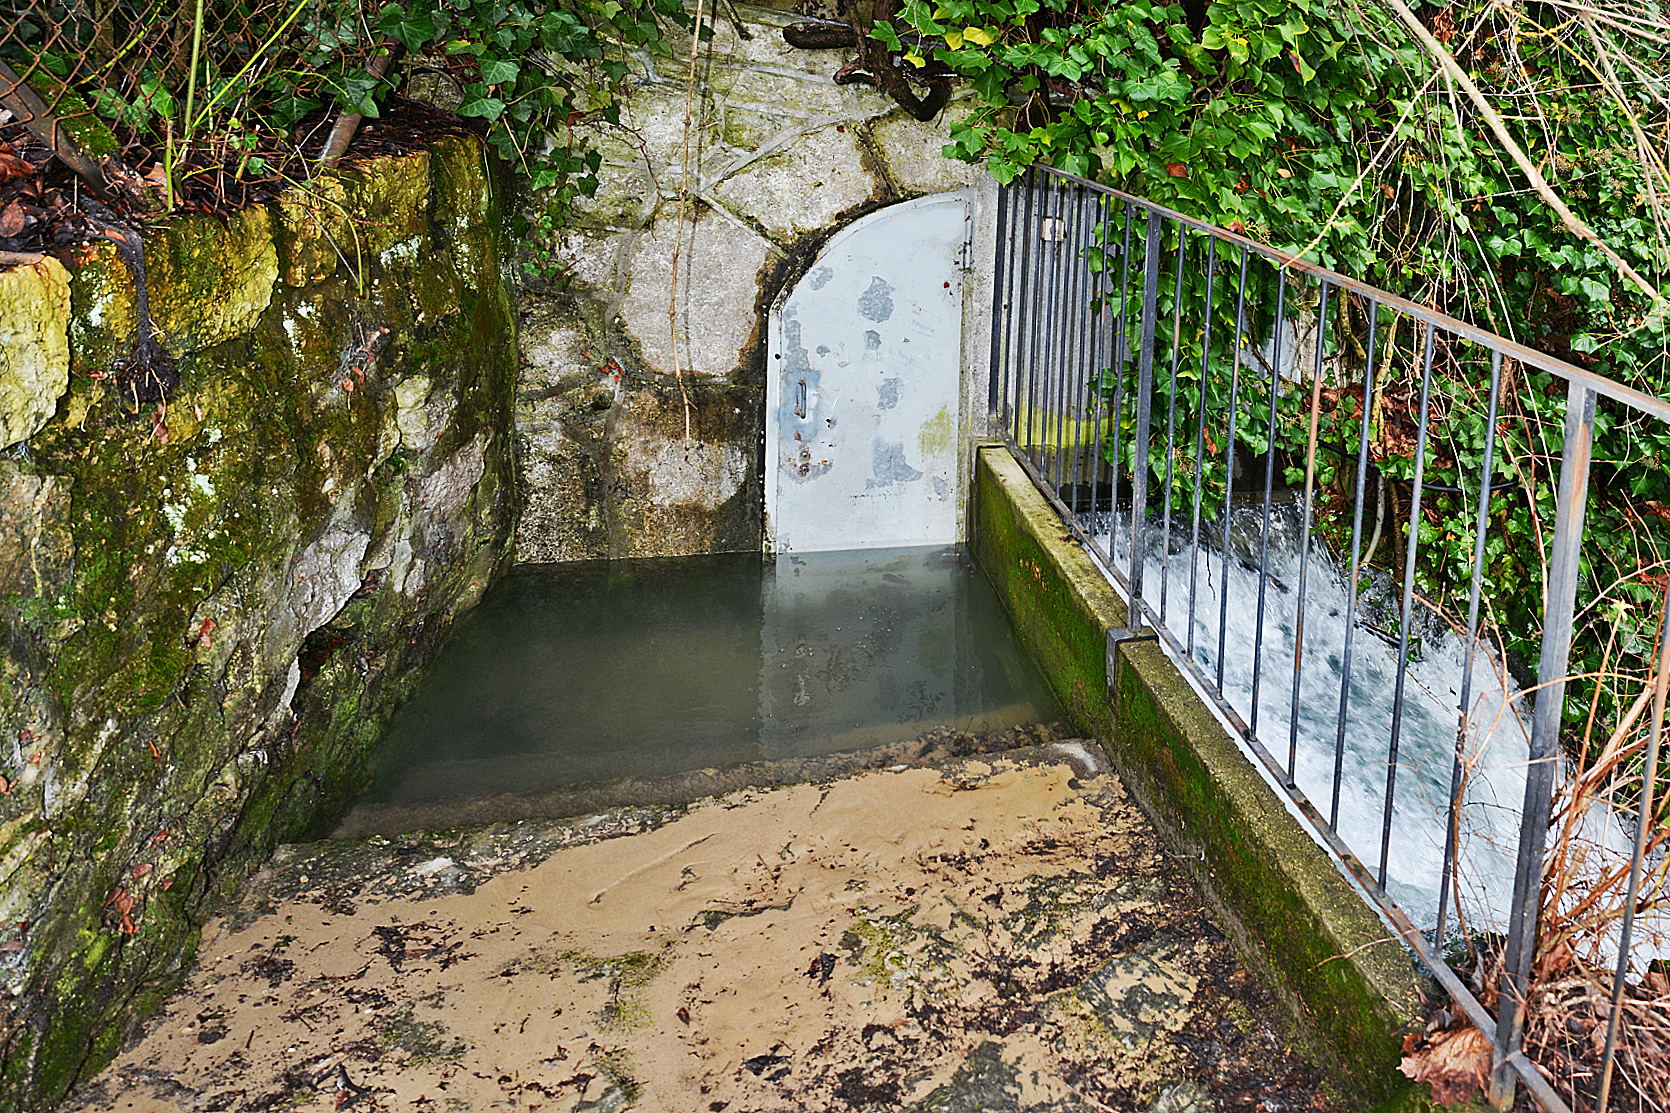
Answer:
(960, 200, 975, 271)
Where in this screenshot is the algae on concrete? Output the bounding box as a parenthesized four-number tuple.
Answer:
(0, 256, 72, 449)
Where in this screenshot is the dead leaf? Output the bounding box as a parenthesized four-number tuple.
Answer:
(0, 147, 29, 182)
(1399, 1024, 1492, 1106)
(1166, 161, 1188, 178)
(0, 202, 25, 237)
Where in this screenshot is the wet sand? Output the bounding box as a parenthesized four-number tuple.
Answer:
(67, 743, 1339, 1112)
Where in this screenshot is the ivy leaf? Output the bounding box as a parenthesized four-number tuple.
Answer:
(870, 22, 903, 50)
(457, 83, 506, 119)
(481, 57, 520, 84)
(378, 4, 438, 51)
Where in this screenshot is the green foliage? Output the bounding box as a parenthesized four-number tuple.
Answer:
(2, 0, 687, 211)
(902, 0, 1670, 749)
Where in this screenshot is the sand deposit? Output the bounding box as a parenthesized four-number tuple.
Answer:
(66, 743, 1337, 1112)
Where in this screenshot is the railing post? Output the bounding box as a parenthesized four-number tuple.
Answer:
(1490, 380, 1595, 1107)
(988, 180, 1010, 424)
(1124, 211, 1163, 621)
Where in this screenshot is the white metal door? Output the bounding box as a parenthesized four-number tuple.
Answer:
(764, 191, 972, 552)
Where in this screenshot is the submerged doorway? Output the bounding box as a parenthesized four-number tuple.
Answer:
(764, 191, 974, 553)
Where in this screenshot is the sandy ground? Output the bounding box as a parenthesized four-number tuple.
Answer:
(67, 743, 1338, 1113)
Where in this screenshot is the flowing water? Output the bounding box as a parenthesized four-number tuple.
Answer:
(338, 546, 1064, 836)
(1101, 503, 1666, 961)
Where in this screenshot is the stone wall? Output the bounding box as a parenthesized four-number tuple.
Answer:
(0, 136, 518, 1110)
(512, 1, 986, 562)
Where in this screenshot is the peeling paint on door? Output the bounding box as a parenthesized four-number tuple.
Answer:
(764, 191, 972, 552)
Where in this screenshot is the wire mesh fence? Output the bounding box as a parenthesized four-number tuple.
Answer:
(992, 164, 1670, 1113)
(0, 0, 393, 204)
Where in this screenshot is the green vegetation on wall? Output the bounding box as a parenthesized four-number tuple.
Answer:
(900, 0, 1670, 751)
(0, 136, 517, 1111)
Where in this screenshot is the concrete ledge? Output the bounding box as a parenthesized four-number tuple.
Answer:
(969, 445, 1428, 1105)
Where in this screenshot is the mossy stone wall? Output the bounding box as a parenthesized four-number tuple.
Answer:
(0, 135, 517, 1111)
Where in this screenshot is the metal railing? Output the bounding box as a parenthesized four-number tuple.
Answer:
(990, 164, 1670, 1112)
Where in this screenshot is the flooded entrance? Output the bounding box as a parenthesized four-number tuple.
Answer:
(336, 546, 1063, 836)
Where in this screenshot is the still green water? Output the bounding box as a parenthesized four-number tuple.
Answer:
(338, 546, 1063, 835)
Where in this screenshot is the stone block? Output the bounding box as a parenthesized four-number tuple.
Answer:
(617, 207, 771, 378)
(870, 101, 988, 195)
(514, 295, 762, 561)
(0, 461, 72, 599)
(0, 255, 71, 447)
(710, 123, 883, 241)
(145, 205, 280, 354)
(277, 152, 432, 287)
(65, 241, 137, 373)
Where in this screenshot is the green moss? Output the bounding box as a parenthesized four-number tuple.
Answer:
(0, 137, 520, 1113)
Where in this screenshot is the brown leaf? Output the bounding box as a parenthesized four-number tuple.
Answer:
(1399, 1024, 1492, 1106)
(0, 148, 30, 182)
(0, 202, 25, 238)
(1166, 161, 1188, 178)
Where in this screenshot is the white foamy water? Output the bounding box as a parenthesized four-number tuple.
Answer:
(1096, 502, 1668, 966)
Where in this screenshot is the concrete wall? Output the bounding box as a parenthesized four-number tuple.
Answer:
(968, 444, 1432, 1106)
(511, 1, 993, 562)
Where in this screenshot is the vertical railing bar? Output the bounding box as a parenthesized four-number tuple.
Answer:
(1051, 184, 1079, 500)
(1288, 279, 1332, 781)
(1058, 183, 1087, 498)
(1068, 185, 1095, 511)
(1011, 168, 1039, 444)
(1129, 209, 1163, 618)
(1493, 380, 1596, 1106)
(989, 179, 1011, 427)
(1594, 576, 1670, 1113)
(1249, 265, 1288, 739)
(1160, 222, 1186, 626)
(1217, 245, 1252, 692)
(1023, 172, 1051, 463)
(1189, 235, 1218, 661)
(1045, 180, 1069, 486)
(1435, 347, 1503, 948)
(1085, 195, 1114, 566)
(1109, 204, 1135, 568)
(1381, 322, 1438, 887)
(1004, 171, 1022, 441)
(1334, 297, 1379, 827)
(1015, 165, 1042, 451)
(1075, 186, 1102, 508)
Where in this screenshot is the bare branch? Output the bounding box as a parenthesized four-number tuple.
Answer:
(1379, 0, 1666, 307)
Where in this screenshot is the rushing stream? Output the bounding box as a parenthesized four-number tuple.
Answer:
(1101, 503, 1667, 961)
